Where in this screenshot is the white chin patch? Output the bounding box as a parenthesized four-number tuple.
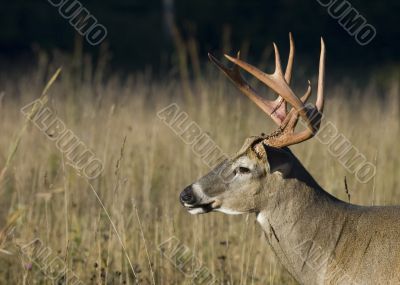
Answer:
(215, 207, 245, 215)
(188, 207, 207, 215)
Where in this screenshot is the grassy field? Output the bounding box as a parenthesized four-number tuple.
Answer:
(0, 53, 398, 285)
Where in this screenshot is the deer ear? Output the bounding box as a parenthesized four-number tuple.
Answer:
(263, 145, 293, 177)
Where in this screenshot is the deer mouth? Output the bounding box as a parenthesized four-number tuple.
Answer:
(184, 199, 222, 215)
(180, 184, 221, 214)
(185, 201, 214, 214)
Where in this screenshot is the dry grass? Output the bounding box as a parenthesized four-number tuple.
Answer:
(0, 55, 398, 285)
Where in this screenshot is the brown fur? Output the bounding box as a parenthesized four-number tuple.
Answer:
(182, 140, 400, 285)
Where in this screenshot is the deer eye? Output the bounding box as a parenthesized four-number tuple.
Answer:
(237, 166, 251, 174)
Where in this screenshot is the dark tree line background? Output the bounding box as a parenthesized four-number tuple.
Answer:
(0, 0, 399, 74)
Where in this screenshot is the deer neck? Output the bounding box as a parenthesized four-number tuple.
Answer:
(256, 161, 349, 285)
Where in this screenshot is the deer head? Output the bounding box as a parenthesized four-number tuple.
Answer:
(180, 34, 325, 215)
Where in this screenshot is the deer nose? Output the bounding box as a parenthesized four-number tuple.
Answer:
(180, 185, 196, 204)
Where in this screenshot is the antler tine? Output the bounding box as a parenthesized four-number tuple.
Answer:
(285, 32, 295, 84)
(224, 46, 310, 130)
(316, 38, 325, 112)
(302, 80, 312, 103)
(270, 33, 295, 119)
(272, 43, 284, 77)
(270, 33, 295, 123)
(208, 52, 286, 125)
(209, 34, 297, 127)
(263, 42, 325, 148)
(281, 81, 312, 130)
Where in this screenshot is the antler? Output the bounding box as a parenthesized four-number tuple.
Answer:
(209, 33, 325, 149)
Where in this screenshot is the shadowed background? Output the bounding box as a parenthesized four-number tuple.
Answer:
(1, 0, 399, 73)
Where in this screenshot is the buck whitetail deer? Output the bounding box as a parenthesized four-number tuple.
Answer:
(179, 34, 400, 285)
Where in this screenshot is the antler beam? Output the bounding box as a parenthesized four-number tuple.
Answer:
(209, 33, 326, 148)
(208, 33, 298, 125)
